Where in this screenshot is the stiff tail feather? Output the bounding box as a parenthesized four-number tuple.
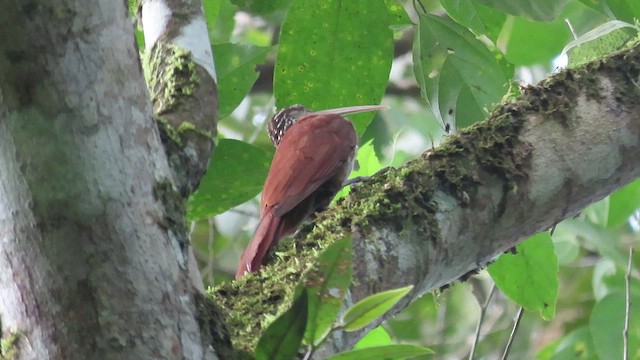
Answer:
(235, 212, 281, 279)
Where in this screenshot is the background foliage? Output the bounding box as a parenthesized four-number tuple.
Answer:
(184, 0, 640, 358)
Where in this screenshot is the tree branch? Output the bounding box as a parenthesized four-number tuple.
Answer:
(213, 43, 640, 355)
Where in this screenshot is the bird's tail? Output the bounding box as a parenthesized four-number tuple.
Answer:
(236, 212, 281, 279)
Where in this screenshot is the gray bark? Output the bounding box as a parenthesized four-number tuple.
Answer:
(0, 1, 216, 359)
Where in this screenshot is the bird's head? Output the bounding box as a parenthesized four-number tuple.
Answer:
(267, 104, 387, 146)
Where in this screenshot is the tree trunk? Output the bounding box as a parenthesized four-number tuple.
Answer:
(0, 1, 219, 359)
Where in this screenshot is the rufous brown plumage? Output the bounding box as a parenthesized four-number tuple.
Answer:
(235, 105, 386, 279)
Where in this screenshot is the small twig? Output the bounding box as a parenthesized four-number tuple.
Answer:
(302, 345, 315, 360)
(343, 176, 370, 187)
(469, 284, 497, 360)
(501, 307, 524, 360)
(205, 218, 216, 285)
(624, 247, 634, 360)
(248, 98, 276, 144)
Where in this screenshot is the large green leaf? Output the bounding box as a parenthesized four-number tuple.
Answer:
(342, 285, 413, 332)
(274, 0, 393, 135)
(440, 0, 507, 41)
(326, 344, 434, 360)
(608, 178, 640, 228)
(413, 13, 511, 131)
(213, 43, 273, 118)
(187, 139, 271, 220)
(255, 289, 309, 360)
(590, 292, 640, 360)
(488, 232, 559, 320)
(476, 0, 568, 22)
(302, 237, 353, 345)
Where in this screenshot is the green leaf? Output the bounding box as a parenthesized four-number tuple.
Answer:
(274, 0, 393, 135)
(504, 2, 607, 66)
(488, 232, 559, 320)
(590, 292, 640, 360)
(440, 0, 507, 41)
(608, 178, 640, 228)
(354, 326, 393, 349)
(230, 0, 292, 14)
(476, 0, 568, 22)
(325, 344, 434, 360)
(413, 12, 511, 131)
(562, 21, 638, 68)
(335, 140, 383, 200)
(583, 197, 609, 228)
(255, 289, 309, 360)
(207, 0, 237, 43)
(302, 237, 353, 345)
(187, 139, 271, 220)
(212, 43, 273, 118)
(548, 326, 597, 360)
(384, 0, 412, 27)
(203, 0, 222, 35)
(550, 222, 580, 266)
(607, 0, 640, 24)
(342, 285, 414, 332)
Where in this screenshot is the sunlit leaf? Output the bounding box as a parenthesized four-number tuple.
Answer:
(354, 326, 393, 349)
(187, 139, 271, 220)
(335, 141, 383, 200)
(342, 285, 413, 332)
(488, 232, 559, 320)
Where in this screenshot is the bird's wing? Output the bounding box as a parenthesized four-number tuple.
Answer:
(261, 114, 357, 217)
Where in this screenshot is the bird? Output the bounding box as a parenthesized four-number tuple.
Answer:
(235, 104, 387, 279)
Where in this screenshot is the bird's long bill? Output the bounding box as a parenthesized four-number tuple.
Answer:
(311, 105, 388, 116)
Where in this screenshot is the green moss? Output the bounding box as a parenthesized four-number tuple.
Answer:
(144, 43, 200, 116)
(208, 268, 300, 353)
(0, 332, 21, 360)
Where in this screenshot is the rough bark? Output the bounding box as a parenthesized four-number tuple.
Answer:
(0, 1, 221, 359)
(213, 44, 640, 356)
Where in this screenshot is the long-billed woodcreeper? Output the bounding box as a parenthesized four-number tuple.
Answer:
(235, 104, 386, 279)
